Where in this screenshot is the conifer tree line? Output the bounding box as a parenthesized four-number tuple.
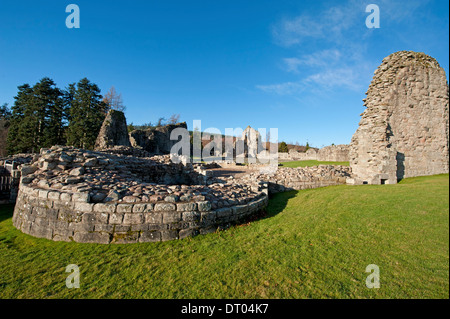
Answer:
(4, 77, 111, 155)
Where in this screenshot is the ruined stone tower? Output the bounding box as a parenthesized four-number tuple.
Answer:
(95, 110, 131, 151)
(350, 51, 449, 185)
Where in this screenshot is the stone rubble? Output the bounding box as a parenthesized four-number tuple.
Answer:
(19, 146, 265, 210)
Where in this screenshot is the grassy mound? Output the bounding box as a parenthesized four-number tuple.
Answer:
(0, 174, 448, 299)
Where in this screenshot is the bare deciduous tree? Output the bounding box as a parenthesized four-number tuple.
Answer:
(168, 114, 180, 124)
(103, 86, 126, 113)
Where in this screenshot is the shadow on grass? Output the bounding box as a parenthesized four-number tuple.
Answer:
(266, 190, 299, 218)
(243, 191, 299, 225)
(0, 204, 15, 223)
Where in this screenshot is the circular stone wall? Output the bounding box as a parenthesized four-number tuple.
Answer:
(12, 146, 268, 244)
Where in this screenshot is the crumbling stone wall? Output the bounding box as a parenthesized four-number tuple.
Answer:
(129, 122, 188, 155)
(13, 185, 268, 243)
(12, 146, 268, 243)
(95, 110, 131, 151)
(350, 51, 449, 185)
(247, 165, 351, 194)
(317, 145, 349, 162)
(287, 149, 318, 161)
(278, 146, 349, 162)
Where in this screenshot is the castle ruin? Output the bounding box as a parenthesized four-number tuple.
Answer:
(349, 51, 449, 185)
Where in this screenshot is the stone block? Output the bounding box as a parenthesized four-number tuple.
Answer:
(132, 203, 153, 213)
(94, 224, 114, 232)
(38, 190, 49, 199)
(81, 212, 109, 224)
(72, 192, 90, 203)
(177, 202, 197, 212)
(117, 204, 133, 213)
(144, 212, 162, 224)
(139, 231, 161, 243)
(60, 192, 73, 202)
(197, 201, 211, 212)
(216, 207, 232, 218)
(182, 211, 200, 222)
(112, 231, 139, 244)
(109, 213, 124, 224)
(154, 203, 176, 212)
(48, 191, 61, 201)
(161, 230, 179, 241)
(75, 202, 94, 213)
(123, 213, 144, 225)
(73, 232, 111, 244)
(163, 211, 182, 223)
(29, 223, 53, 240)
(179, 228, 200, 239)
(93, 203, 117, 213)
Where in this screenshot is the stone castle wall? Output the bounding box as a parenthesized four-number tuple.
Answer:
(350, 51, 449, 184)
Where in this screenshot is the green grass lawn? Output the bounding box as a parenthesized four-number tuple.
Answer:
(280, 160, 350, 168)
(0, 174, 448, 299)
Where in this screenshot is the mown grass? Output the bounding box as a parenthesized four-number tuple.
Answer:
(0, 174, 448, 299)
(280, 160, 350, 168)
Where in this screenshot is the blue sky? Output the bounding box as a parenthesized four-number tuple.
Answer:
(0, 0, 448, 147)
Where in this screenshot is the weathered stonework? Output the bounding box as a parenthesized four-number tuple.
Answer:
(278, 145, 349, 162)
(12, 146, 269, 243)
(129, 122, 188, 155)
(246, 165, 351, 194)
(349, 51, 449, 185)
(95, 110, 131, 151)
(317, 145, 349, 162)
(13, 184, 268, 243)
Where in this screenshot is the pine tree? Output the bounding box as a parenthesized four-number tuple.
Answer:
(305, 142, 310, 151)
(278, 141, 289, 153)
(6, 84, 33, 154)
(66, 78, 107, 149)
(32, 78, 65, 148)
(0, 103, 11, 120)
(0, 103, 11, 156)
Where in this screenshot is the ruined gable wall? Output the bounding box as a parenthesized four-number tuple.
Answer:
(350, 51, 449, 184)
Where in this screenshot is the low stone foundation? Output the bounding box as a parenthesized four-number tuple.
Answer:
(13, 185, 268, 244)
(278, 145, 350, 162)
(246, 165, 351, 194)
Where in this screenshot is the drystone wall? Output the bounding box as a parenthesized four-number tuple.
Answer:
(350, 51, 449, 185)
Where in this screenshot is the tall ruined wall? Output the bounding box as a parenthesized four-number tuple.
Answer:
(317, 145, 349, 162)
(95, 110, 131, 151)
(129, 122, 188, 155)
(350, 51, 449, 184)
